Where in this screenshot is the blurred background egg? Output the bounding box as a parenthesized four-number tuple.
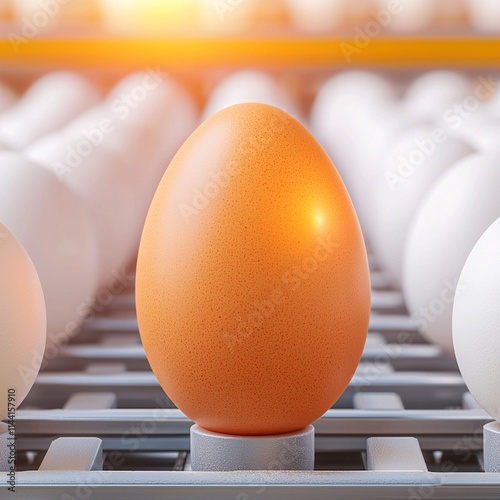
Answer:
(106, 71, 195, 135)
(375, 0, 436, 32)
(203, 70, 300, 120)
(435, 0, 467, 26)
(0, 222, 46, 419)
(136, 103, 370, 436)
(310, 71, 399, 233)
(369, 127, 474, 288)
(0, 153, 100, 354)
(0, 72, 101, 150)
(451, 114, 500, 153)
(25, 124, 132, 285)
(453, 216, 500, 421)
(286, 0, 348, 33)
(467, 0, 500, 31)
(403, 153, 500, 354)
(25, 72, 197, 285)
(12, 0, 100, 29)
(198, 0, 289, 33)
(100, 0, 289, 35)
(403, 71, 473, 124)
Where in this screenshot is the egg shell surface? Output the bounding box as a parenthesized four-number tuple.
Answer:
(136, 103, 370, 436)
(453, 216, 500, 421)
(0, 222, 46, 419)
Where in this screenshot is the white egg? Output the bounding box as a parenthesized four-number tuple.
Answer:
(311, 71, 398, 156)
(26, 73, 197, 280)
(453, 216, 500, 421)
(311, 71, 398, 232)
(25, 122, 131, 284)
(107, 71, 196, 135)
(286, 0, 347, 32)
(314, 70, 398, 112)
(0, 72, 100, 150)
(203, 71, 300, 120)
(105, 71, 198, 227)
(467, 0, 500, 31)
(0, 153, 100, 354)
(375, 0, 435, 31)
(0, 222, 46, 419)
(370, 127, 473, 287)
(403, 71, 473, 123)
(403, 153, 500, 354)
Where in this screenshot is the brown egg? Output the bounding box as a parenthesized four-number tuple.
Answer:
(136, 103, 370, 436)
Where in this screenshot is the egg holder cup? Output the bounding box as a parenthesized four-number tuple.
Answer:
(483, 421, 500, 472)
(190, 424, 315, 471)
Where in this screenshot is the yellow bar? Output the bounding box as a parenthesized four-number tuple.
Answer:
(0, 37, 499, 69)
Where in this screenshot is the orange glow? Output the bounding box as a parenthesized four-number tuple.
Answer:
(100, 0, 200, 34)
(2, 38, 500, 70)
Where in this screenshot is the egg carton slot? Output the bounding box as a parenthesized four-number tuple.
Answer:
(3, 259, 500, 499)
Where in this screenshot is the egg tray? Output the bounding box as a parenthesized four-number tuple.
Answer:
(4, 262, 500, 499)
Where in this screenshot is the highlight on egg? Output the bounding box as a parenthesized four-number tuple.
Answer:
(136, 103, 371, 436)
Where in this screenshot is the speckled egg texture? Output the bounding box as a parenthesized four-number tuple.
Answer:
(136, 103, 370, 435)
